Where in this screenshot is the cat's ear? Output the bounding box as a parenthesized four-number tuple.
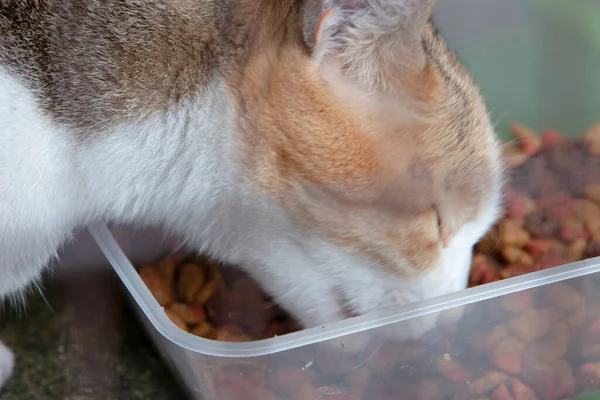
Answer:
(306, 0, 437, 90)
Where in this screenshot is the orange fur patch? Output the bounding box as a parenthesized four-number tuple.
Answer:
(222, 1, 497, 276)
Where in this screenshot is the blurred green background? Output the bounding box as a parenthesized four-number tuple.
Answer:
(434, 0, 600, 140)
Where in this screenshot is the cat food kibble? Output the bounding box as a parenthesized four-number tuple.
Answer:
(137, 121, 600, 399)
(138, 253, 298, 341)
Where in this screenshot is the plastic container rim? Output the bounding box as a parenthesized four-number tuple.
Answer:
(89, 222, 600, 358)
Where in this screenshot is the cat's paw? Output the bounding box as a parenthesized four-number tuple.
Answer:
(0, 341, 15, 389)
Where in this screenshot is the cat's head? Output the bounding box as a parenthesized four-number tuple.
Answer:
(227, 0, 503, 328)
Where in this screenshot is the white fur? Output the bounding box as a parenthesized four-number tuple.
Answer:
(241, 189, 501, 343)
(0, 47, 501, 383)
(0, 341, 14, 388)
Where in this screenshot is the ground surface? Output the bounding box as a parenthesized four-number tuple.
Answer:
(0, 267, 186, 400)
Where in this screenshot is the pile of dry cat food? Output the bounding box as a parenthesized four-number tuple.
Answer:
(138, 254, 300, 341)
(138, 121, 600, 400)
(471, 122, 600, 286)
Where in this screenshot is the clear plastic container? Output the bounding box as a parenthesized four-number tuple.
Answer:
(91, 223, 600, 400)
(89, 1, 600, 399)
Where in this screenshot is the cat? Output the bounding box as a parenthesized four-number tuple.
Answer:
(0, 0, 503, 387)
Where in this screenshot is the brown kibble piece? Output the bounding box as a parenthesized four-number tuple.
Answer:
(523, 359, 574, 400)
(503, 145, 529, 168)
(573, 199, 600, 223)
(196, 280, 220, 304)
(508, 309, 557, 343)
(549, 321, 571, 344)
(156, 257, 177, 286)
(491, 339, 525, 374)
(435, 353, 470, 382)
(525, 210, 559, 238)
(506, 193, 537, 219)
(212, 325, 252, 342)
(165, 308, 188, 331)
(511, 123, 541, 156)
(524, 238, 553, 259)
(551, 359, 576, 399)
(584, 122, 600, 156)
(263, 322, 286, 339)
(578, 362, 600, 390)
(586, 184, 600, 205)
(469, 372, 509, 396)
(521, 360, 552, 399)
(139, 266, 174, 306)
(547, 200, 575, 219)
(501, 291, 534, 314)
(586, 218, 600, 237)
(536, 191, 571, 209)
(166, 302, 206, 325)
(491, 384, 514, 400)
(523, 336, 568, 366)
(177, 263, 206, 303)
(542, 282, 584, 312)
(205, 257, 224, 286)
(586, 241, 600, 258)
(499, 219, 530, 247)
(481, 325, 511, 353)
(501, 246, 523, 264)
(500, 264, 536, 280)
(584, 318, 600, 342)
(559, 218, 587, 243)
(567, 300, 587, 332)
(508, 229, 531, 248)
(472, 253, 489, 269)
(541, 129, 566, 148)
(206, 284, 271, 338)
(517, 251, 535, 267)
(566, 238, 588, 263)
(535, 242, 567, 270)
(507, 378, 537, 400)
(191, 321, 214, 338)
(471, 261, 492, 285)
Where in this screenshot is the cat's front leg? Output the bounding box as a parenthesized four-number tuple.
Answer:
(0, 191, 78, 390)
(0, 66, 87, 390)
(0, 341, 14, 389)
(0, 220, 75, 390)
